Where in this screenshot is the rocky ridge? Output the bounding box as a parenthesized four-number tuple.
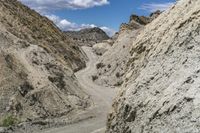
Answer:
(120, 10, 161, 32)
(106, 0, 200, 132)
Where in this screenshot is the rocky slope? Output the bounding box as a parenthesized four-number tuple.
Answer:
(92, 12, 160, 87)
(0, 0, 90, 131)
(106, 0, 200, 132)
(65, 27, 110, 47)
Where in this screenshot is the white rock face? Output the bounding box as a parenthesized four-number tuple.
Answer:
(92, 12, 159, 87)
(106, 0, 200, 132)
(93, 30, 141, 87)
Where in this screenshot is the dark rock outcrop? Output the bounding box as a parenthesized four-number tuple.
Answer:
(120, 10, 161, 32)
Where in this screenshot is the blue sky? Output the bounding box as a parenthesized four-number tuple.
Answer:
(19, 0, 175, 36)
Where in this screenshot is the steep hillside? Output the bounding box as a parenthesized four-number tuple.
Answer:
(0, 0, 86, 71)
(92, 12, 160, 87)
(107, 0, 200, 132)
(92, 30, 140, 87)
(65, 27, 110, 47)
(0, 0, 90, 131)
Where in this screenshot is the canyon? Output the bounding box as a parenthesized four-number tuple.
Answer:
(1, 0, 200, 133)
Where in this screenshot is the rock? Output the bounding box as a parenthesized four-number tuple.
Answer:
(0, 127, 5, 133)
(119, 12, 160, 32)
(129, 14, 151, 25)
(150, 10, 162, 20)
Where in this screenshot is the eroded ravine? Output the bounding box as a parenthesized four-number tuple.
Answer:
(42, 46, 116, 133)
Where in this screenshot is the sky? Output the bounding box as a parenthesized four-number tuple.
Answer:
(19, 0, 176, 36)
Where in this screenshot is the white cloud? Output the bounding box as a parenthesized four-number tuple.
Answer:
(46, 14, 116, 36)
(140, 2, 175, 12)
(19, 0, 109, 11)
(18, 0, 115, 36)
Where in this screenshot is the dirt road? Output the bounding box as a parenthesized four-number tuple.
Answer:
(43, 46, 116, 133)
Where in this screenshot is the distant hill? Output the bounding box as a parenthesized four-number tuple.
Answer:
(65, 27, 110, 47)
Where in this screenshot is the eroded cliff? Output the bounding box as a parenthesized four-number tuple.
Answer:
(107, 0, 200, 132)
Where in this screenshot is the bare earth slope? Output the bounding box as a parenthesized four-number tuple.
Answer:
(0, 0, 86, 71)
(0, 0, 90, 131)
(107, 0, 200, 132)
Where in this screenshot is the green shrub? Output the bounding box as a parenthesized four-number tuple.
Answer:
(2, 115, 17, 127)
